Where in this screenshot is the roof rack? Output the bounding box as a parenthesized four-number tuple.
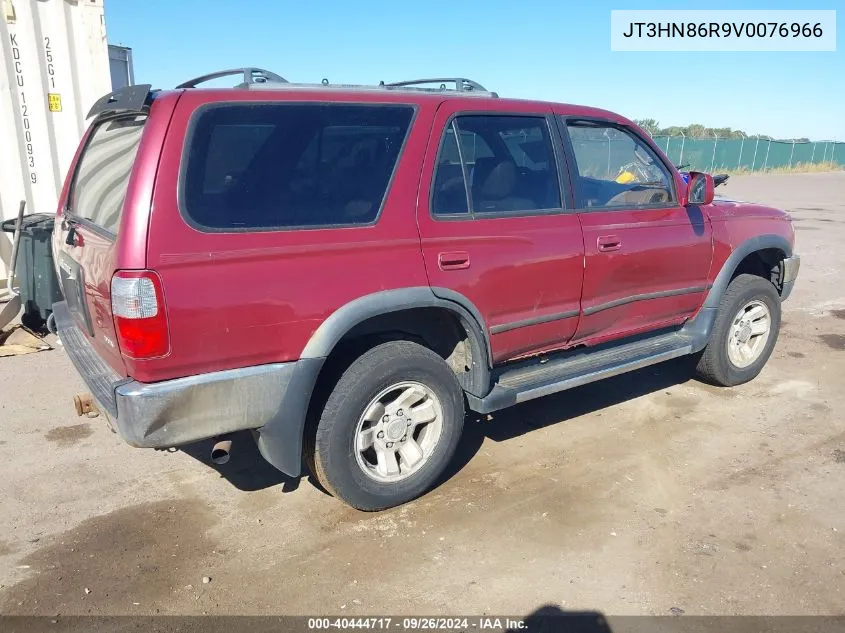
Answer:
(381, 78, 490, 93)
(173, 68, 498, 97)
(175, 67, 288, 89)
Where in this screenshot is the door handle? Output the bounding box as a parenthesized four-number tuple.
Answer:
(597, 235, 621, 252)
(438, 251, 471, 271)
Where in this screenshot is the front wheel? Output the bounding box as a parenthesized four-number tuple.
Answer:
(695, 273, 782, 387)
(308, 341, 465, 511)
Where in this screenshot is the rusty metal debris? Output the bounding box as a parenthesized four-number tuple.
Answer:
(73, 393, 98, 417)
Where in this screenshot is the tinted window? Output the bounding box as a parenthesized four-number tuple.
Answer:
(70, 115, 145, 234)
(432, 115, 561, 217)
(431, 123, 469, 215)
(566, 122, 673, 209)
(183, 104, 414, 230)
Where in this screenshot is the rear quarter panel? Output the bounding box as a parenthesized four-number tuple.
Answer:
(139, 91, 436, 383)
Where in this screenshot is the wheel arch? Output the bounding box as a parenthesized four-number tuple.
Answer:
(300, 287, 492, 397)
(684, 234, 792, 352)
(257, 288, 492, 479)
(704, 234, 792, 310)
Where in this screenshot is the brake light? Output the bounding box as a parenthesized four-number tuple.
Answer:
(110, 271, 170, 359)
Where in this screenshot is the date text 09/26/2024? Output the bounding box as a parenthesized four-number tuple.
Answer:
(307, 618, 527, 630)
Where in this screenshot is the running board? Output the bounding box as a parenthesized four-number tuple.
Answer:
(466, 330, 696, 414)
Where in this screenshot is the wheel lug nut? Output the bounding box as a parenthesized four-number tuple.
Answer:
(386, 442, 394, 448)
(407, 419, 412, 426)
(377, 431, 384, 439)
(401, 435, 407, 442)
(382, 415, 389, 423)
(396, 409, 403, 416)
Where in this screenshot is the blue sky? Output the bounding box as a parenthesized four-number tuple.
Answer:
(106, 0, 843, 141)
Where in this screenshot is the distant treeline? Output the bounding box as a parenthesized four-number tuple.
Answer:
(632, 119, 810, 143)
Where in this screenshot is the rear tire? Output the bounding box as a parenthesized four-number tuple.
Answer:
(308, 341, 465, 511)
(695, 273, 781, 387)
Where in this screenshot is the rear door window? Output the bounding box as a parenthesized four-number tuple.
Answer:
(70, 115, 146, 235)
(182, 103, 414, 231)
(432, 115, 562, 217)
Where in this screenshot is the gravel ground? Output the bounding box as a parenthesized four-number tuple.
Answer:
(0, 172, 843, 617)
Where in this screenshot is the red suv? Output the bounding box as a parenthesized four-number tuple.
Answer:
(52, 68, 800, 510)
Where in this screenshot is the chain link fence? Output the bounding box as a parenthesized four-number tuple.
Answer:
(649, 136, 844, 172)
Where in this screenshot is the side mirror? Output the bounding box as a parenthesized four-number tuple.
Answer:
(686, 171, 714, 206)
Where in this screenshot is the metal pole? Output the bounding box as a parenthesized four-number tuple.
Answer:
(679, 132, 685, 166)
(738, 133, 745, 170)
(810, 142, 816, 164)
(710, 132, 718, 172)
(763, 139, 771, 170)
(751, 137, 759, 171)
(789, 140, 795, 167)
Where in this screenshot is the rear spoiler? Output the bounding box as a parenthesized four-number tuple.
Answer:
(86, 84, 154, 119)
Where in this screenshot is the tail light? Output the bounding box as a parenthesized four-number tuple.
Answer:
(110, 270, 170, 359)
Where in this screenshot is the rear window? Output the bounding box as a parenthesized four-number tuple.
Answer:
(182, 103, 415, 231)
(70, 115, 146, 235)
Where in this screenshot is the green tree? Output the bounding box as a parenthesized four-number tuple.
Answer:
(633, 118, 660, 136)
(686, 124, 707, 137)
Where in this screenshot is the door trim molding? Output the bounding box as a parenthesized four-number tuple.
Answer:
(582, 285, 710, 316)
(490, 309, 580, 334)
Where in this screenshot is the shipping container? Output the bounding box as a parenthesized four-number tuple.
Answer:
(0, 0, 112, 289)
(108, 43, 133, 90)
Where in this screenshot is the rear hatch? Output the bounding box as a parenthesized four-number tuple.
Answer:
(53, 113, 147, 377)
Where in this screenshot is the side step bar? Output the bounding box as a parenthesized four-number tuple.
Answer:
(466, 329, 698, 414)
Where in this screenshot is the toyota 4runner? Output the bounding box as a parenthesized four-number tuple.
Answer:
(52, 69, 800, 510)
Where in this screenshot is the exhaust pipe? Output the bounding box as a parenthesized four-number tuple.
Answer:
(210, 439, 232, 465)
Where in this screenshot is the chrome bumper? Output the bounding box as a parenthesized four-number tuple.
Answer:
(781, 254, 800, 300)
(53, 301, 298, 449)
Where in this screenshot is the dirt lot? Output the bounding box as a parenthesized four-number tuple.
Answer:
(0, 172, 843, 617)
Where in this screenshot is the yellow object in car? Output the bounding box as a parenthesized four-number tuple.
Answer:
(615, 170, 637, 184)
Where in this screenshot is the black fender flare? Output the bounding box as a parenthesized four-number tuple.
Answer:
(300, 286, 492, 384)
(683, 233, 792, 352)
(703, 233, 792, 310)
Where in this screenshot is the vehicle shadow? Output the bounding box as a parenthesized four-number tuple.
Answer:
(506, 605, 614, 632)
(178, 431, 304, 493)
(438, 356, 697, 485)
(179, 357, 696, 495)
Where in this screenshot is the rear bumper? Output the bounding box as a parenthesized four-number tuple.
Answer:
(53, 301, 316, 474)
(781, 254, 800, 301)
(114, 362, 297, 448)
